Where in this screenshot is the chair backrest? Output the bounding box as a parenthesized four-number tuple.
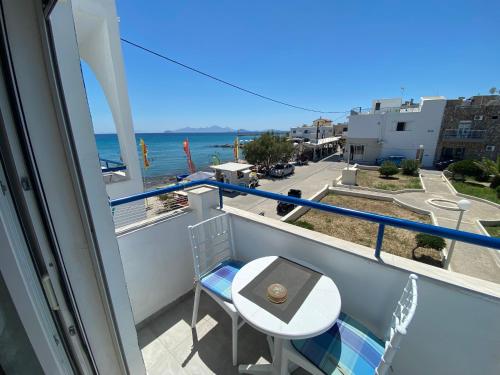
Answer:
(376, 274, 418, 375)
(188, 213, 235, 281)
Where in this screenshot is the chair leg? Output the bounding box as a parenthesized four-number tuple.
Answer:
(280, 346, 289, 375)
(191, 282, 201, 328)
(232, 315, 238, 366)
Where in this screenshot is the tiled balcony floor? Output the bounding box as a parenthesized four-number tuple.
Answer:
(137, 292, 277, 375)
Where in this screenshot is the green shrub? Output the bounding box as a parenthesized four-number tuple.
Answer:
(401, 159, 420, 176)
(448, 160, 482, 180)
(379, 161, 399, 178)
(293, 220, 315, 230)
(415, 233, 446, 251)
(490, 175, 500, 189)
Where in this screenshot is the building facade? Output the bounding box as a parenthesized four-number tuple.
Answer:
(290, 118, 334, 141)
(435, 95, 500, 162)
(345, 97, 446, 167)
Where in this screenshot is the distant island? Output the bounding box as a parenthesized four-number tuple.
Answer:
(164, 125, 287, 135)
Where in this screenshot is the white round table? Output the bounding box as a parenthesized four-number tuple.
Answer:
(232, 256, 341, 374)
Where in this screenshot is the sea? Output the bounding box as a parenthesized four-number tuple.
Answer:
(96, 133, 256, 187)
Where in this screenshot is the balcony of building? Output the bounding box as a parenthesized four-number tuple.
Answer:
(111, 183, 500, 375)
(442, 129, 487, 140)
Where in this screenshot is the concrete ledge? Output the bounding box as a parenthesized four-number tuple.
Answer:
(223, 205, 500, 299)
(281, 184, 330, 222)
(442, 174, 500, 209)
(334, 182, 424, 195)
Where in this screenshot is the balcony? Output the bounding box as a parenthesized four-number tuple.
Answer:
(112, 183, 500, 375)
(100, 157, 128, 184)
(442, 129, 487, 140)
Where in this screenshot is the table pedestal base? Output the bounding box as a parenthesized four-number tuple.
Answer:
(238, 336, 284, 374)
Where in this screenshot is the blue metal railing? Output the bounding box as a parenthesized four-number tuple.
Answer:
(110, 180, 500, 255)
(100, 158, 127, 173)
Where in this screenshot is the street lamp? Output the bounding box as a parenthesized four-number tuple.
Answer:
(444, 199, 471, 269)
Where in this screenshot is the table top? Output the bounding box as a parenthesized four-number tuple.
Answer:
(231, 256, 341, 340)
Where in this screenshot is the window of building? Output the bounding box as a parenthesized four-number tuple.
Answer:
(486, 145, 496, 152)
(343, 127, 348, 131)
(292, 130, 296, 134)
(396, 122, 407, 131)
(491, 115, 498, 120)
(375, 102, 381, 111)
(304, 130, 309, 134)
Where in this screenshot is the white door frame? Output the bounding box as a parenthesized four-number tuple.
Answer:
(0, 162, 73, 374)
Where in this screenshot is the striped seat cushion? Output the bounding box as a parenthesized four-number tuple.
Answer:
(200, 260, 244, 301)
(292, 312, 385, 375)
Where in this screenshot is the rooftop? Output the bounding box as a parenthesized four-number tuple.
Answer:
(210, 162, 254, 172)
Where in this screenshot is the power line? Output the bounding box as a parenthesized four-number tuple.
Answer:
(120, 38, 348, 115)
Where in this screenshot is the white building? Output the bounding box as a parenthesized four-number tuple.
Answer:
(346, 97, 446, 167)
(290, 118, 334, 141)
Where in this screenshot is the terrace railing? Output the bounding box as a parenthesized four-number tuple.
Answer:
(442, 129, 487, 140)
(110, 180, 500, 256)
(100, 157, 127, 173)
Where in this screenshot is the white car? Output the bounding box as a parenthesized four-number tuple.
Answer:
(269, 163, 295, 178)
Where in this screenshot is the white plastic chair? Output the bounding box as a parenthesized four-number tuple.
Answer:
(281, 274, 419, 375)
(188, 213, 245, 366)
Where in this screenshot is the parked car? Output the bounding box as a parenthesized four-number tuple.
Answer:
(277, 189, 302, 215)
(435, 159, 459, 171)
(270, 163, 295, 178)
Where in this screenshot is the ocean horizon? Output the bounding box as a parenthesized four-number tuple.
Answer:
(95, 132, 256, 180)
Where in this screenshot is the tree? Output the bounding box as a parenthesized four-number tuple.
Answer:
(489, 87, 498, 95)
(243, 132, 294, 171)
(475, 156, 500, 188)
(448, 160, 482, 181)
(378, 161, 399, 178)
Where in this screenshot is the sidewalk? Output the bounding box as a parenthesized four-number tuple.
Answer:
(335, 171, 500, 283)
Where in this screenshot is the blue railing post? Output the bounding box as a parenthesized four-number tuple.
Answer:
(375, 224, 385, 258)
(219, 188, 223, 209)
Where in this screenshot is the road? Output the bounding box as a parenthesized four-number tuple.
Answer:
(224, 156, 345, 219)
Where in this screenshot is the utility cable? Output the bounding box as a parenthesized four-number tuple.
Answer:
(121, 37, 349, 115)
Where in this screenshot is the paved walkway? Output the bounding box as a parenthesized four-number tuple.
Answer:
(335, 170, 500, 283)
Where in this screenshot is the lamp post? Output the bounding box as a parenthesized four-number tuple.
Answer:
(444, 199, 471, 270)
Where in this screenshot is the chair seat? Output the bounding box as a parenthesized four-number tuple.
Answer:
(292, 312, 385, 375)
(200, 260, 244, 301)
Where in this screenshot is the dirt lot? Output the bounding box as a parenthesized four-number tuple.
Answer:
(357, 169, 421, 191)
(294, 193, 443, 266)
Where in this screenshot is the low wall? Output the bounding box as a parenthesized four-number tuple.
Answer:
(281, 184, 330, 222)
(117, 210, 198, 325)
(226, 207, 500, 375)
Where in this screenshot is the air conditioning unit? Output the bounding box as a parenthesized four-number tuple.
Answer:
(485, 145, 495, 152)
(474, 115, 484, 121)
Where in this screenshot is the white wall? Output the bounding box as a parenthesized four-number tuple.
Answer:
(347, 97, 446, 166)
(72, 0, 143, 200)
(371, 97, 402, 113)
(117, 198, 500, 374)
(380, 98, 445, 165)
(117, 211, 198, 325)
(227, 208, 500, 375)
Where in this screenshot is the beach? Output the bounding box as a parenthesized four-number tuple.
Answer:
(96, 132, 255, 188)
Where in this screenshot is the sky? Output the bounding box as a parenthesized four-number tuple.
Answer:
(83, 0, 500, 133)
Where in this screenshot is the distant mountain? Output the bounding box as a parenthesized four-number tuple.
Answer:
(164, 126, 288, 134)
(167, 125, 235, 133)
